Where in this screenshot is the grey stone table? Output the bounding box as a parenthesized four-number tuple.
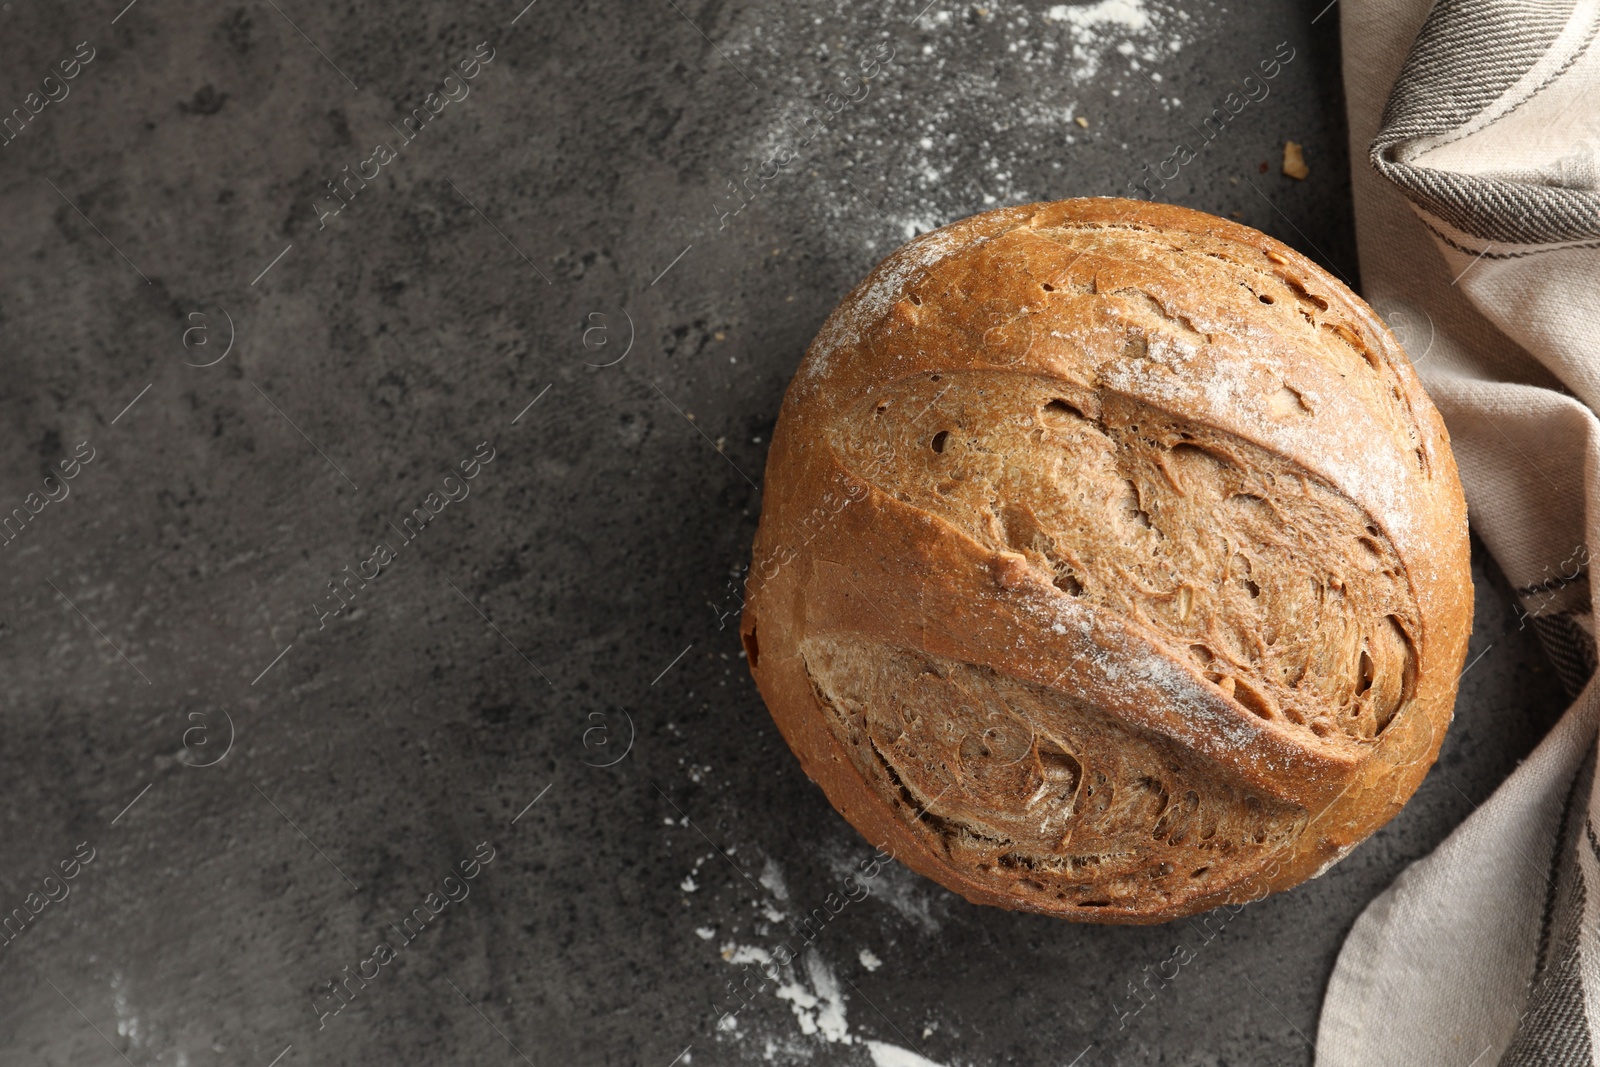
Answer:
(0, 0, 1567, 1064)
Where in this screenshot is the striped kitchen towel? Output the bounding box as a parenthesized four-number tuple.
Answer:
(1319, 0, 1600, 1064)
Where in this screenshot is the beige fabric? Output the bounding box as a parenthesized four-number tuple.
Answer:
(1319, 1, 1600, 1064)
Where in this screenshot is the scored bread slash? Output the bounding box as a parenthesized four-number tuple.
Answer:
(740, 198, 1471, 924)
(1282, 141, 1310, 180)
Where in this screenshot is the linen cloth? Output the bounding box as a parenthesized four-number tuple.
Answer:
(1318, 0, 1600, 1063)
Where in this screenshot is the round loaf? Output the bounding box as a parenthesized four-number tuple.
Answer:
(741, 198, 1471, 923)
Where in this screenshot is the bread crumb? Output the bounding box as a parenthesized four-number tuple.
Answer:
(1282, 141, 1309, 180)
(859, 948, 882, 971)
(1074, 115, 1089, 128)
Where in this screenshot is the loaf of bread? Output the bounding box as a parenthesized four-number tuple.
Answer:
(741, 198, 1471, 923)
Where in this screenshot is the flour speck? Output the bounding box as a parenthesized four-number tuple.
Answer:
(866, 1040, 954, 1067)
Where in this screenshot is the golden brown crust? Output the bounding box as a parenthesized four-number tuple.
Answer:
(742, 198, 1471, 923)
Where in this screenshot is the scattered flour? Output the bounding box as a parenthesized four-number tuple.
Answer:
(725, 943, 775, 967)
(773, 982, 820, 1031)
(111, 972, 142, 1050)
(806, 953, 852, 1043)
(705, 863, 953, 1063)
(866, 1042, 953, 1067)
(713, 0, 1205, 294)
(773, 952, 854, 1043)
(858, 862, 944, 936)
(759, 857, 791, 901)
(1048, 0, 1150, 28)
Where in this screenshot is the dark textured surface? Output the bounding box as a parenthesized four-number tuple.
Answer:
(0, 1, 1566, 1065)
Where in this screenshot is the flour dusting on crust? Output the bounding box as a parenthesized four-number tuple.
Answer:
(806, 223, 979, 381)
